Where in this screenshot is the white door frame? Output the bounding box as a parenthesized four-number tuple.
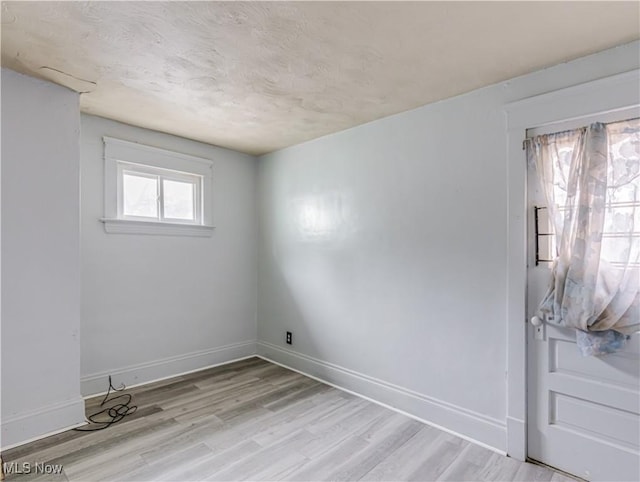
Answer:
(503, 69, 640, 461)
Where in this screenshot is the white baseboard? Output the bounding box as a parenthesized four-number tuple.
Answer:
(81, 340, 257, 396)
(1, 397, 86, 450)
(257, 341, 507, 453)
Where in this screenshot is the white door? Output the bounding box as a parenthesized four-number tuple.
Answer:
(526, 112, 640, 482)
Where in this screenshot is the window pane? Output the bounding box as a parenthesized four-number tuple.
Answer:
(163, 179, 195, 220)
(123, 172, 158, 218)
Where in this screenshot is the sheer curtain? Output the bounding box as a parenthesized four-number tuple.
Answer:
(526, 119, 639, 356)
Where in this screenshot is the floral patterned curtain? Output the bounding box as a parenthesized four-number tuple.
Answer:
(526, 119, 639, 356)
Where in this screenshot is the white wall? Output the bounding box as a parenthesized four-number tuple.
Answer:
(1, 69, 85, 448)
(256, 41, 640, 451)
(80, 115, 257, 395)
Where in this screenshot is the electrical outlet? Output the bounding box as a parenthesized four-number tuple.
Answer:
(286, 331, 292, 345)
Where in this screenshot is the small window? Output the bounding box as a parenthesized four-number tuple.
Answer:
(118, 162, 201, 223)
(102, 137, 214, 236)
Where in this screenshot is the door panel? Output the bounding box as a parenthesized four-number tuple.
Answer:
(549, 337, 640, 389)
(528, 322, 640, 481)
(526, 114, 640, 482)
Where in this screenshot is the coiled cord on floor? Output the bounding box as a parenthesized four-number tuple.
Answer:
(74, 376, 138, 431)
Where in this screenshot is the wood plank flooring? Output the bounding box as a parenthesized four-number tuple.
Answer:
(2, 357, 576, 481)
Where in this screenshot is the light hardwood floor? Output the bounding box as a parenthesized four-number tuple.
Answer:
(2, 357, 577, 481)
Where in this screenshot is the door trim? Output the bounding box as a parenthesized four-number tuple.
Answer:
(503, 69, 640, 461)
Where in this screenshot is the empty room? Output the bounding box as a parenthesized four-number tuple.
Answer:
(1, 1, 639, 481)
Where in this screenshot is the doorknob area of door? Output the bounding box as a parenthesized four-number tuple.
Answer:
(531, 315, 545, 341)
(531, 316, 542, 327)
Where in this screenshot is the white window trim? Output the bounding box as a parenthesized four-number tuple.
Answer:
(102, 137, 215, 236)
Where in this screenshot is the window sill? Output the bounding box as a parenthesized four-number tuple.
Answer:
(100, 218, 215, 237)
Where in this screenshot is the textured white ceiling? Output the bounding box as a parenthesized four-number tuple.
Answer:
(2, 1, 639, 155)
